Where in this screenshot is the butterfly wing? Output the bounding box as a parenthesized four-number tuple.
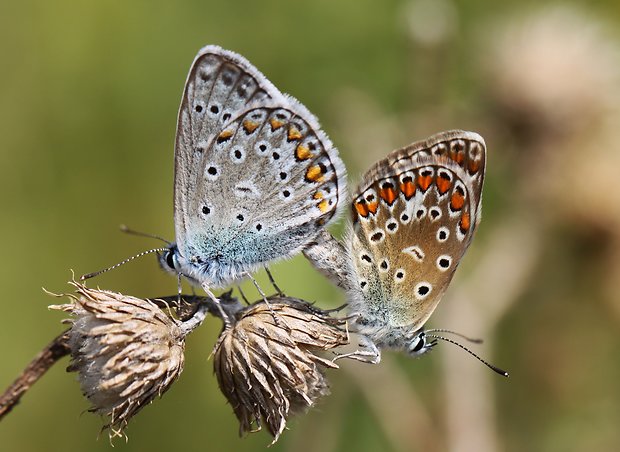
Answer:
(348, 130, 486, 332)
(174, 46, 346, 285)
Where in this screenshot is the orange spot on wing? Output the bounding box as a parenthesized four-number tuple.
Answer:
(451, 149, 465, 164)
(355, 201, 369, 217)
(450, 191, 465, 211)
(305, 165, 324, 182)
(459, 212, 471, 233)
(288, 127, 302, 141)
(436, 175, 452, 194)
(313, 191, 324, 200)
(317, 199, 330, 213)
(417, 174, 432, 192)
(216, 130, 233, 143)
(270, 118, 284, 130)
(242, 120, 259, 134)
(379, 187, 397, 205)
(367, 201, 378, 215)
(295, 144, 313, 160)
(468, 159, 481, 175)
(400, 180, 416, 199)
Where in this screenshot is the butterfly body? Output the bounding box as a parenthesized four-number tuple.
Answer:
(341, 131, 486, 353)
(163, 46, 346, 289)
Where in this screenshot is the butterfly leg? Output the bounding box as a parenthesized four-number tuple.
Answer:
(245, 272, 289, 329)
(265, 266, 284, 296)
(236, 285, 250, 305)
(201, 283, 231, 328)
(333, 335, 381, 364)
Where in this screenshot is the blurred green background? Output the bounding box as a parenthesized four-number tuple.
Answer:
(2, 1, 620, 451)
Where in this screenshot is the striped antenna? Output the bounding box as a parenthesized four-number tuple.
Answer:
(80, 248, 169, 281)
(119, 224, 171, 245)
(427, 333, 509, 377)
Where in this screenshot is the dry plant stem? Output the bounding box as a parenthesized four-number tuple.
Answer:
(0, 292, 224, 425)
(439, 216, 541, 452)
(342, 356, 443, 452)
(0, 330, 70, 421)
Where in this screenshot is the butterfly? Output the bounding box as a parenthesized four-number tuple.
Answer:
(304, 130, 487, 362)
(159, 46, 346, 301)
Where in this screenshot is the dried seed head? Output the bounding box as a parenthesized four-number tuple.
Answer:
(213, 297, 349, 443)
(50, 282, 206, 439)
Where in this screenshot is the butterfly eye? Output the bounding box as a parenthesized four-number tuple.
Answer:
(408, 332, 433, 356)
(165, 251, 175, 270)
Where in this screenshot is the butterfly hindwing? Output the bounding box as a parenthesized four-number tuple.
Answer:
(173, 46, 346, 286)
(349, 131, 486, 334)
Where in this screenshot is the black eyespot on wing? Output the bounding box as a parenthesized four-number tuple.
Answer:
(207, 166, 217, 175)
(370, 231, 384, 242)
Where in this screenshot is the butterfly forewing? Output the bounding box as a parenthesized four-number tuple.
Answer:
(173, 46, 345, 286)
(349, 131, 486, 332)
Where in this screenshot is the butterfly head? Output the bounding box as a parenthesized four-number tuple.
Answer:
(406, 330, 436, 357)
(159, 244, 180, 275)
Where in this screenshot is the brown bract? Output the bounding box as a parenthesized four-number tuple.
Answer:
(213, 298, 349, 444)
(49, 282, 191, 440)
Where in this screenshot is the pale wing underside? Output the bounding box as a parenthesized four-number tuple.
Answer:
(174, 46, 283, 245)
(173, 46, 345, 279)
(349, 130, 486, 331)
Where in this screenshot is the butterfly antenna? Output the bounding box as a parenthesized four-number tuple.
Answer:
(80, 248, 169, 281)
(427, 334, 509, 377)
(119, 224, 171, 245)
(425, 328, 483, 344)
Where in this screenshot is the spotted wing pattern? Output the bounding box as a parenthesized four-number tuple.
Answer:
(173, 46, 345, 286)
(348, 130, 486, 335)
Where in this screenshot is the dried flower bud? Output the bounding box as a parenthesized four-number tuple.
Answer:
(213, 297, 349, 443)
(50, 282, 207, 438)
